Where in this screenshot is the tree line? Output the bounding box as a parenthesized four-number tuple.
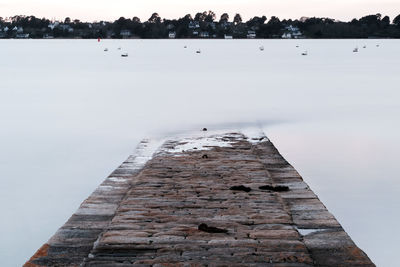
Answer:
(1, 12, 400, 39)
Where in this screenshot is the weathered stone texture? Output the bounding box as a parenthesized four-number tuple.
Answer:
(25, 133, 374, 266)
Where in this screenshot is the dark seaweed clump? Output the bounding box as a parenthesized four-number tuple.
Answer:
(198, 223, 228, 233)
(230, 185, 252, 192)
(259, 185, 289, 192)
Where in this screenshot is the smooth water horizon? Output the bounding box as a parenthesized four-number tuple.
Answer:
(0, 39, 399, 266)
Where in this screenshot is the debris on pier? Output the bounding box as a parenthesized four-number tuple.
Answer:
(25, 131, 375, 266)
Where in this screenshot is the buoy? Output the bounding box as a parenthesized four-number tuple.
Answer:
(98, 38, 101, 42)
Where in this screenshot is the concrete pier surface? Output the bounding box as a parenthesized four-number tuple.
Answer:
(25, 130, 374, 266)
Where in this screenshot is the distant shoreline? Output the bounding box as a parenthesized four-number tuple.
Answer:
(1, 13, 400, 39)
(0, 37, 398, 40)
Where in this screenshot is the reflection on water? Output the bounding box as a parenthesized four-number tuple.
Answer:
(0, 39, 399, 266)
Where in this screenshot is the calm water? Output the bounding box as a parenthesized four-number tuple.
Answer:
(0, 39, 399, 266)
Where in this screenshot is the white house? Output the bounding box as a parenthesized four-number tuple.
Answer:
(59, 24, 74, 32)
(168, 31, 176, 38)
(247, 30, 256, 39)
(224, 34, 233, 39)
(188, 21, 200, 29)
(16, 33, 29, 38)
(43, 34, 54, 39)
(292, 32, 303, 38)
(48, 22, 59, 30)
(220, 21, 232, 30)
(120, 30, 132, 38)
(200, 32, 209, 38)
(282, 25, 303, 39)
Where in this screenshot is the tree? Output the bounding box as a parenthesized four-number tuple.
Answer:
(234, 14, 242, 25)
(0, 11, 399, 39)
(183, 14, 193, 21)
(359, 14, 381, 26)
(219, 13, 229, 23)
(263, 16, 280, 36)
(148, 13, 161, 24)
(381, 16, 390, 28)
(394, 14, 400, 26)
(247, 16, 267, 28)
(116, 17, 128, 27)
(350, 18, 358, 25)
(205, 11, 216, 22)
(194, 12, 207, 22)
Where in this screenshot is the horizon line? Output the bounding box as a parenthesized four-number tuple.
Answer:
(1, 12, 396, 24)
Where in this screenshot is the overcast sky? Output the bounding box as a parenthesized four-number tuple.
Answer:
(1, 0, 399, 22)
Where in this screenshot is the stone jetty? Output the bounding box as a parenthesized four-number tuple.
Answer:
(25, 130, 375, 266)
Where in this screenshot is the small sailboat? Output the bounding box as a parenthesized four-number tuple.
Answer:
(353, 47, 359, 53)
(376, 44, 380, 47)
(259, 46, 264, 51)
(296, 45, 299, 48)
(301, 51, 308, 56)
(104, 48, 108, 52)
(196, 49, 201, 54)
(121, 53, 128, 57)
(184, 45, 187, 48)
(118, 47, 122, 50)
(363, 45, 367, 49)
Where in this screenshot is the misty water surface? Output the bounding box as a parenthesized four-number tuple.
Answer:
(0, 39, 399, 266)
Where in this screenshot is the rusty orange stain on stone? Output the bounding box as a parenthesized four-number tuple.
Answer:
(348, 246, 368, 259)
(23, 243, 49, 267)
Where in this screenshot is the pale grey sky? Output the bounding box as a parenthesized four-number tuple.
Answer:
(1, 0, 399, 22)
